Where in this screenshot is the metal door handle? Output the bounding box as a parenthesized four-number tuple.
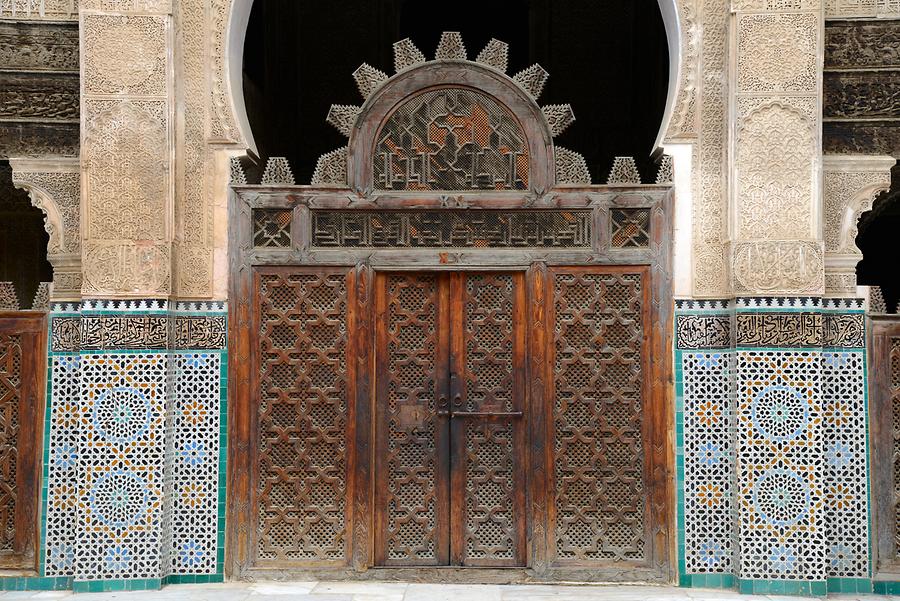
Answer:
(450, 411, 523, 418)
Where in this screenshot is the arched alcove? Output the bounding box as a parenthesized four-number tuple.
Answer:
(858, 172, 900, 311)
(0, 161, 52, 309)
(240, 0, 671, 184)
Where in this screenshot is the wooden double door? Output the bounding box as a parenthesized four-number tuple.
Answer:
(374, 272, 526, 566)
(247, 264, 667, 577)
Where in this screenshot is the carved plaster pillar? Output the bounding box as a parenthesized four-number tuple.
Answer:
(729, 1, 824, 297)
(9, 158, 82, 302)
(80, 0, 174, 298)
(822, 155, 894, 297)
(72, 0, 177, 589)
(728, 0, 830, 593)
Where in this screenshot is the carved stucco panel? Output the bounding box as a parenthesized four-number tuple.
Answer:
(208, 0, 241, 144)
(825, 0, 900, 17)
(692, 0, 731, 298)
(173, 0, 214, 297)
(666, 0, 700, 140)
(732, 0, 821, 10)
(83, 99, 169, 241)
(9, 159, 83, 301)
(80, 0, 170, 12)
(737, 12, 817, 94)
(82, 240, 171, 295)
(82, 13, 168, 96)
(0, 0, 78, 19)
(11, 168, 80, 254)
(731, 240, 825, 295)
(735, 102, 816, 240)
(823, 156, 894, 255)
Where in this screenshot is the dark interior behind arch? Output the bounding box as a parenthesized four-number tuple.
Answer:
(242, 0, 670, 184)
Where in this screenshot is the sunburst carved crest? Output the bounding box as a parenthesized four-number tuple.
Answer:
(315, 32, 588, 186)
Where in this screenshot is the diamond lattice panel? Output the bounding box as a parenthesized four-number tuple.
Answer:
(551, 271, 646, 563)
(374, 88, 529, 191)
(256, 271, 349, 563)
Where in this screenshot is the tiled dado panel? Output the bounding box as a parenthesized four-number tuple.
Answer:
(820, 305, 869, 587)
(675, 299, 871, 594)
(675, 300, 736, 588)
(40, 301, 227, 589)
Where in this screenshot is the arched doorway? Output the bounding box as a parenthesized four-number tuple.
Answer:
(226, 30, 675, 583)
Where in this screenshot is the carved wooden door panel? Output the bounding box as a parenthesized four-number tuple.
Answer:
(0, 313, 46, 571)
(254, 268, 353, 566)
(546, 266, 650, 566)
(374, 273, 451, 566)
(374, 273, 526, 567)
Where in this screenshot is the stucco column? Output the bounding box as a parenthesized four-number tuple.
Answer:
(727, 0, 828, 594)
(74, 0, 176, 590)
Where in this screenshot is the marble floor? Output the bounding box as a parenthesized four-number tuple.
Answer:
(0, 583, 893, 601)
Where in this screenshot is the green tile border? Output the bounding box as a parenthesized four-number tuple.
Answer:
(162, 573, 225, 585)
(680, 573, 736, 589)
(737, 578, 827, 596)
(873, 580, 900, 594)
(73, 577, 161, 593)
(0, 576, 72, 591)
(826, 577, 873, 593)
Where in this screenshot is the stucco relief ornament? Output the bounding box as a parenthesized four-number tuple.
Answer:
(83, 14, 166, 95)
(732, 241, 824, 295)
(869, 286, 887, 314)
(313, 33, 590, 186)
(0, 283, 18, 311)
(607, 157, 642, 185)
(84, 100, 168, 242)
(736, 103, 814, 240)
(737, 13, 817, 93)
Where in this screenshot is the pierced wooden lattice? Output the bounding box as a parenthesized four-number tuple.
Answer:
(256, 270, 349, 563)
(892, 338, 900, 556)
(378, 274, 444, 564)
(374, 88, 529, 191)
(552, 271, 646, 562)
(458, 274, 523, 565)
(0, 335, 21, 552)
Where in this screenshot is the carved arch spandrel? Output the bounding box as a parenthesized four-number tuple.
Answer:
(823, 155, 895, 256)
(9, 158, 83, 302)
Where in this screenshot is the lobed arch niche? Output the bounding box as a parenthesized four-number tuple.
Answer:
(227, 0, 684, 185)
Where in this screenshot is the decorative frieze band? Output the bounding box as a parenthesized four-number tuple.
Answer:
(50, 312, 227, 352)
(735, 312, 823, 347)
(675, 314, 732, 349)
(172, 315, 226, 349)
(823, 313, 865, 348)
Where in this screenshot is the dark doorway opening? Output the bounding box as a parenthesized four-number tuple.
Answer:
(0, 162, 52, 309)
(242, 0, 670, 184)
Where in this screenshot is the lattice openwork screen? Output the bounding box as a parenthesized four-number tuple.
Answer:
(610, 209, 651, 249)
(311, 210, 591, 248)
(551, 270, 645, 562)
(0, 335, 20, 552)
(256, 270, 349, 563)
(460, 274, 520, 563)
(380, 274, 442, 564)
(892, 337, 900, 556)
(253, 209, 292, 248)
(374, 87, 529, 191)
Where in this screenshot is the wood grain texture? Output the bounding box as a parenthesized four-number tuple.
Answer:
(0, 312, 46, 572)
